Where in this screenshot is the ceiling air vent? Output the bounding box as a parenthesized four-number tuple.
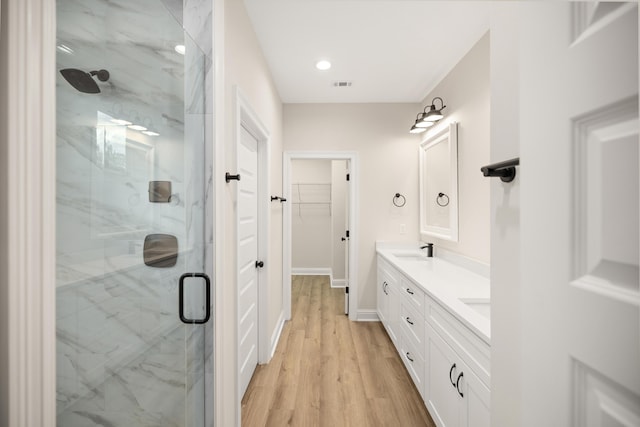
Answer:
(333, 81, 352, 87)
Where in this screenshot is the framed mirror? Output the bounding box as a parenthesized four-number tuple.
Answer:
(419, 122, 458, 242)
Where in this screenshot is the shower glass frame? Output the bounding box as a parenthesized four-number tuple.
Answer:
(55, 1, 213, 425)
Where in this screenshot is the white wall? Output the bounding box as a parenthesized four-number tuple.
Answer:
(291, 159, 332, 269)
(489, 4, 522, 426)
(284, 103, 420, 310)
(216, 0, 283, 425)
(420, 32, 491, 264)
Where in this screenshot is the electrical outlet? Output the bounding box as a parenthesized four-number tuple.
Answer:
(399, 223, 406, 235)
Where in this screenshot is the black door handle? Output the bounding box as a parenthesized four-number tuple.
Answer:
(255, 260, 264, 268)
(179, 273, 211, 324)
(341, 237, 347, 241)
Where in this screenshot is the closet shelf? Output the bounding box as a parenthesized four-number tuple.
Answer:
(291, 182, 332, 216)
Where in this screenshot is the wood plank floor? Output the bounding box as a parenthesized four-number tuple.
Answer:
(241, 275, 436, 427)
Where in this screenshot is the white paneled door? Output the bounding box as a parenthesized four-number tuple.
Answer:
(238, 125, 260, 398)
(344, 162, 351, 315)
(520, 3, 639, 426)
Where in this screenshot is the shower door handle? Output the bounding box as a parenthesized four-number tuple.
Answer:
(179, 273, 211, 324)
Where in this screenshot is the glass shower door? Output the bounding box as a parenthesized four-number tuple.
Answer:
(55, 0, 211, 425)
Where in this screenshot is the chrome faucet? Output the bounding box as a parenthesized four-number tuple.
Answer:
(420, 243, 434, 257)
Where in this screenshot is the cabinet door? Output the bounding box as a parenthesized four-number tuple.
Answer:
(377, 268, 388, 323)
(461, 368, 490, 427)
(426, 325, 463, 427)
(386, 278, 400, 345)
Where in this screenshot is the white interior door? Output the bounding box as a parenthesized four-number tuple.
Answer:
(238, 125, 260, 398)
(520, 3, 639, 426)
(344, 161, 351, 314)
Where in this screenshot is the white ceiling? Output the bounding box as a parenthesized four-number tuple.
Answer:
(243, 0, 493, 104)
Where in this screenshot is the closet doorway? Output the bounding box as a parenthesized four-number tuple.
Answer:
(283, 152, 359, 320)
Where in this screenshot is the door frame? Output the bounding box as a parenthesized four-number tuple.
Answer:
(234, 88, 270, 407)
(1, 0, 57, 425)
(283, 151, 359, 321)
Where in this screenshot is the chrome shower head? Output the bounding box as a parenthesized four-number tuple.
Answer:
(59, 68, 110, 94)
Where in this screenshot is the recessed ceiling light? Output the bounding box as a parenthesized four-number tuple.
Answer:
(174, 44, 186, 55)
(315, 60, 331, 71)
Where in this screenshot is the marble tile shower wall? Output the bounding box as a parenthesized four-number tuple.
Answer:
(56, 0, 213, 426)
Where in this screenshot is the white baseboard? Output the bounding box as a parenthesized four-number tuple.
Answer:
(331, 278, 346, 288)
(357, 309, 380, 322)
(291, 268, 332, 276)
(269, 310, 286, 360)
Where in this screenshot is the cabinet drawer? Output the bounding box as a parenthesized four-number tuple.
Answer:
(400, 330, 425, 400)
(400, 301, 425, 350)
(400, 277, 425, 311)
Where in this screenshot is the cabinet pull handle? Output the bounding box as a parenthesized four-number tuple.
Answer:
(456, 372, 464, 397)
(406, 352, 414, 362)
(449, 363, 457, 387)
(406, 288, 414, 295)
(406, 317, 414, 325)
(383, 282, 388, 295)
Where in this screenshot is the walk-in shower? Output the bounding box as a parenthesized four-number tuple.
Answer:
(55, 0, 214, 426)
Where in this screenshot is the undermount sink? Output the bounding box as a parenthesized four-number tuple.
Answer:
(392, 252, 429, 262)
(459, 298, 491, 319)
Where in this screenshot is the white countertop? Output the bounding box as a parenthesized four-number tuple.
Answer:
(376, 242, 491, 344)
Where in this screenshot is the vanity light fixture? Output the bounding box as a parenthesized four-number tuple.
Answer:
(409, 114, 428, 134)
(410, 97, 446, 133)
(420, 97, 446, 123)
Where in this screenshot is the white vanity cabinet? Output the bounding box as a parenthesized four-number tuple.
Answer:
(425, 300, 491, 427)
(426, 323, 490, 427)
(377, 257, 400, 346)
(376, 250, 491, 427)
